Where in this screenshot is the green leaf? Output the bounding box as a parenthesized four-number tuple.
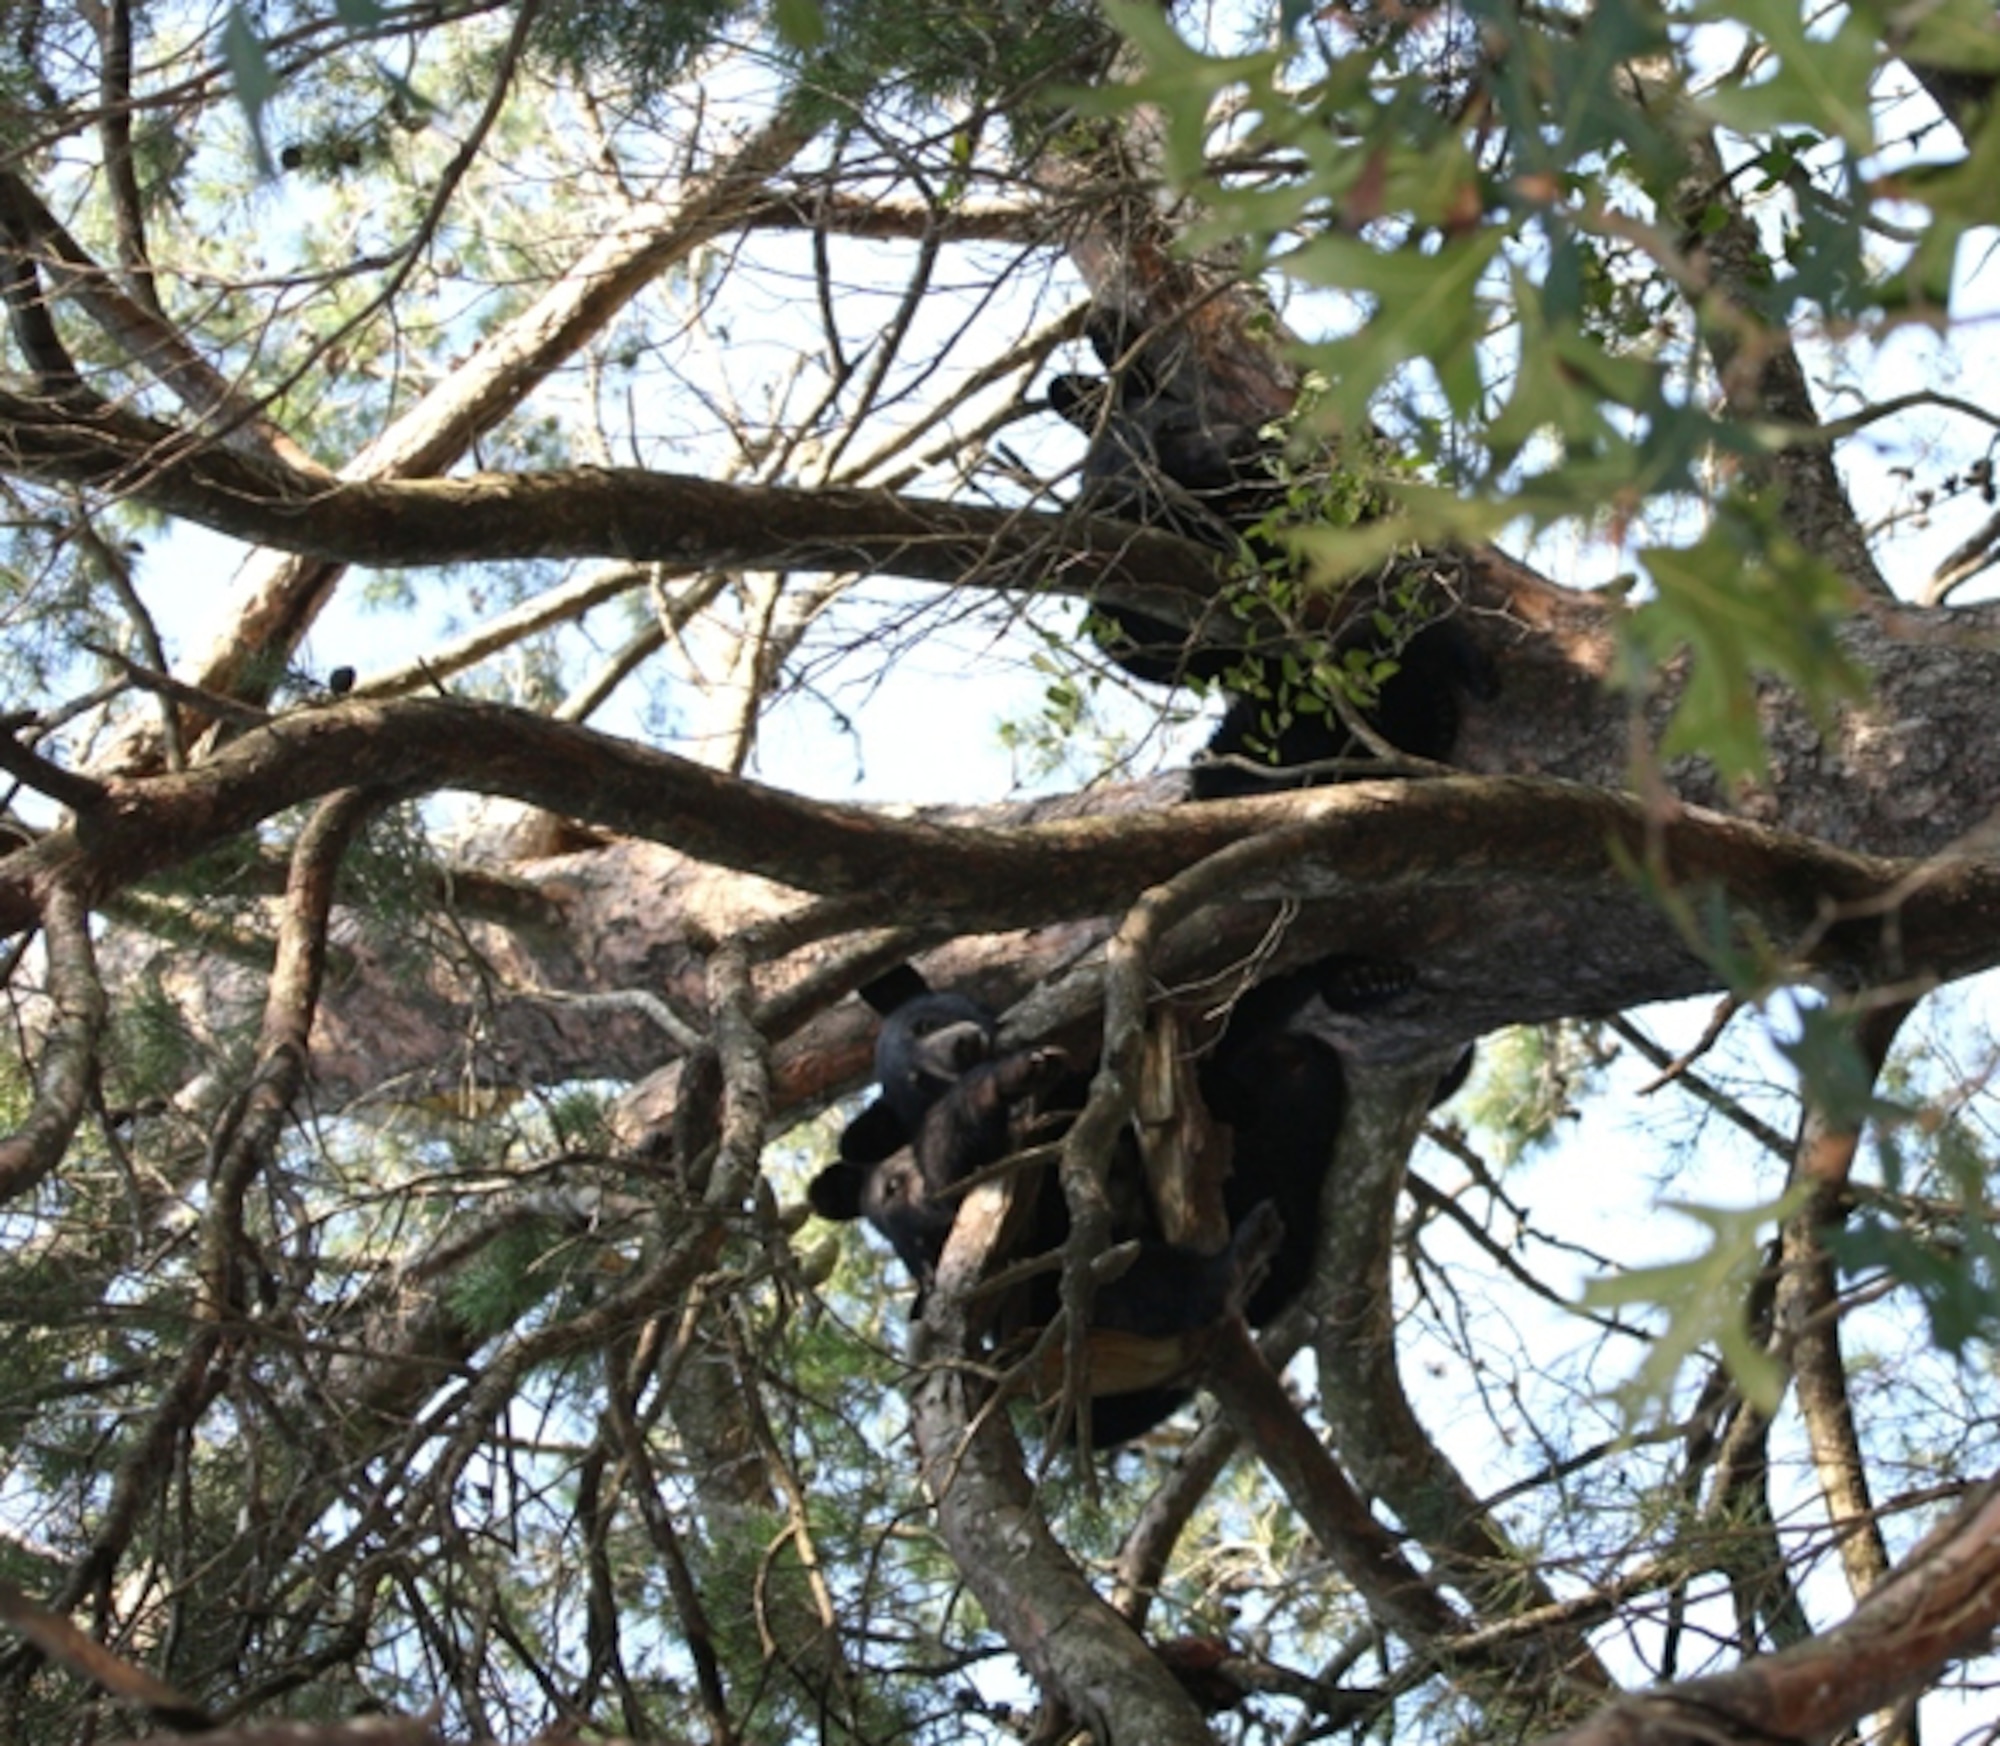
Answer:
(774, 0, 826, 52)
(1472, 0, 1677, 181)
(1094, 3, 1281, 182)
(1777, 1004, 1903, 1135)
(1773, 152, 1871, 321)
(1826, 1112, 2000, 1354)
(223, 4, 278, 174)
(1698, 0, 1880, 153)
(1623, 501, 1868, 783)
(1582, 1195, 1804, 1419)
(1283, 230, 1503, 430)
(1827, 1219, 2000, 1354)
(1893, 0, 2000, 76)
(1873, 105, 2000, 317)
(1487, 271, 1667, 468)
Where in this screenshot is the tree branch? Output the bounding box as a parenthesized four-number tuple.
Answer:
(1780, 1003, 1912, 1608)
(1315, 1060, 1615, 1704)
(1536, 1476, 2000, 1746)
(0, 381, 1224, 615)
(183, 95, 820, 709)
(910, 1177, 1217, 1746)
(0, 879, 105, 1204)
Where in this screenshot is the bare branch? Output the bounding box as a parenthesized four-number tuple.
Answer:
(0, 171, 320, 473)
(184, 95, 821, 709)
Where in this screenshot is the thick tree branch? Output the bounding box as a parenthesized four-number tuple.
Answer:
(0, 382, 1222, 616)
(910, 1177, 1217, 1746)
(1537, 1476, 2000, 1746)
(7, 697, 2000, 1048)
(1315, 1061, 1614, 1704)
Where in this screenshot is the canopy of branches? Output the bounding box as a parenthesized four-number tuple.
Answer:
(1, 1, 1999, 1743)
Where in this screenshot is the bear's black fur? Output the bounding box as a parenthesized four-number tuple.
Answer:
(1046, 310, 1494, 797)
(809, 977, 1286, 1445)
(808, 961, 1457, 1446)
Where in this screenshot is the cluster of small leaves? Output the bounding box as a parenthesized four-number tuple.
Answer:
(810, 0, 1111, 114)
(1120, 405, 1443, 765)
(1215, 450, 1460, 758)
(442, 1212, 587, 1336)
(1461, 1022, 1616, 1168)
(531, 0, 755, 105)
(531, 0, 1109, 124)
(1222, 579, 1445, 765)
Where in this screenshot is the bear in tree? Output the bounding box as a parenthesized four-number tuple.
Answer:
(1045, 308, 1494, 797)
(809, 967, 1283, 1446)
(808, 962, 1457, 1446)
(808, 313, 1481, 1445)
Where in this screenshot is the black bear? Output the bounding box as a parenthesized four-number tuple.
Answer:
(807, 961, 1457, 1447)
(1043, 308, 1477, 1388)
(809, 969, 1284, 1446)
(1046, 310, 1493, 797)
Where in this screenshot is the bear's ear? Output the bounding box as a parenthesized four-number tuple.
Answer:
(838, 1097, 907, 1166)
(808, 1162, 867, 1222)
(858, 964, 930, 1016)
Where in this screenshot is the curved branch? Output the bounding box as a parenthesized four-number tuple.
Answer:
(0, 879, 105, 1204)
(1200, 1319, 1466, 1647)
(1315, 1062, 1615, 1704)
(909, 1179, 1216, 1746)
(61, 788, 375, 1614)
(7, 698, 2000, 1039)
(0, 171, 317, 472)
(197, 788, 379, 1319)
(187, 95, 819, 705)
(0, 382, 1224, 614)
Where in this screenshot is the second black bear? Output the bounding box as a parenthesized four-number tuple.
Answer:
(808, 962, 1455, 1447)
(809, 972, 1284, 1446)
(1046, 312, 1493, 797)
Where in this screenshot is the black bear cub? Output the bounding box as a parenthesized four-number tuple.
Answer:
(808, 960, 1450, 1448)
(809, 972, 1283, 1447)
(1046, 310, 1494, 797)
